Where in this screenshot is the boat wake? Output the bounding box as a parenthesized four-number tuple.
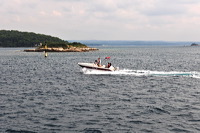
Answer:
(81, 68, 200, 79)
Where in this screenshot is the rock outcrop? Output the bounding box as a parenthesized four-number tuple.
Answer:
(24, 47, 98, 52)
(191, 43, 200, 46)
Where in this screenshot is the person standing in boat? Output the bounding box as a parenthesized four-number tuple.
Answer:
(97, 58, 101, 66)
(106, 62, 111, 68)
(94, 60, 98, 65)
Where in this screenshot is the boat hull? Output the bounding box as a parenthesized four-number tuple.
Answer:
(78, 63, 115, 71)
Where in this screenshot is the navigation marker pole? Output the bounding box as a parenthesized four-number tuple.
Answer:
(44, 44, 48, 58)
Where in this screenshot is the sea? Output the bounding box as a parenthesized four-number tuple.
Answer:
(1, 41, 200, 133)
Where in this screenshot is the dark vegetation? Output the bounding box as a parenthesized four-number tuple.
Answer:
(0, 30, 87, 48)
(191, 43, 199, 46)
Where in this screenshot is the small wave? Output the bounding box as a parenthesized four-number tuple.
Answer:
(81, 68, 200, 79)
(129, 120, 153, 125)
(170, 128, 191, 133)
(83, 128, 102, 133)
(6, 129, 36, 133)
(44, 123, 61, 128)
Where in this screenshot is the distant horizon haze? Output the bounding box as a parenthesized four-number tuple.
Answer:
(68, 40, 199, 46)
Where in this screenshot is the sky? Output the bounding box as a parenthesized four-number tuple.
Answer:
(1, 0, 200, 41)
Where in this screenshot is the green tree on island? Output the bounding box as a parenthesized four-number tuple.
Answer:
(0, 30, 87, 48)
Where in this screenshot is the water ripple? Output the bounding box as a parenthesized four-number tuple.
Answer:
(1, 47, 200, 132)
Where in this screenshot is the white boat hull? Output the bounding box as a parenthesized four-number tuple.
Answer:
(78, 63, 117, 71)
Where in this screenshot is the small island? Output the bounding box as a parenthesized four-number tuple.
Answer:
(191, 43, 200, 46)
(24, 42, 98, 52)
(0, 30, 98, 52)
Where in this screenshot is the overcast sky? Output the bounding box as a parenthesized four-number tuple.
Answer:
(1, 0, 200, 41)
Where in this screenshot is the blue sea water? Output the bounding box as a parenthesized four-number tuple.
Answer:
(1, 45, 200, 133)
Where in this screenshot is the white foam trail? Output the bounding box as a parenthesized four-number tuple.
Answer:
(81, 68, 200, 79)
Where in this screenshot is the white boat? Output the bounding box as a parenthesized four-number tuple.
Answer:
(78, 63, 118, 71)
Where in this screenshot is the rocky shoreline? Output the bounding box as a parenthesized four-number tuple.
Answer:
(24, 47, 98, 52)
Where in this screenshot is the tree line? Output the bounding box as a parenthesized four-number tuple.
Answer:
(0, 30, 87, 48)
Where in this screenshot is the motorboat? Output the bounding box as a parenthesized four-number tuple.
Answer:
(78, 63, 118, 71)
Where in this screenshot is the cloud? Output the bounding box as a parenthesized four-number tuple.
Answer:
(52, 10, 62, 16)
(1, 0, 200, 41)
